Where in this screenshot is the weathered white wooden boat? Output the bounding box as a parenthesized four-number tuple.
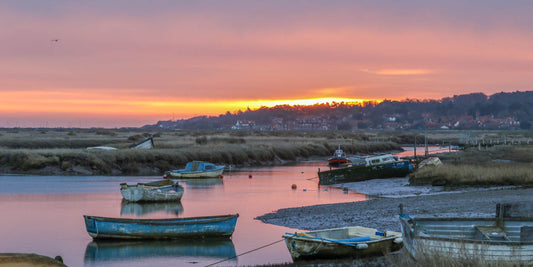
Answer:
(399, 203, 533, 263)
(84, 214, 239, 239)
(164, 161, 225, 179)
(282, 226, 403, 260)
(120, 179, 184, 202)
(130, 137, 154, 149)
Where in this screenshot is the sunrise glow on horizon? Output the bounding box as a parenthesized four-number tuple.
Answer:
(0, 88, 382, 127)
(1, 1, 533, 127)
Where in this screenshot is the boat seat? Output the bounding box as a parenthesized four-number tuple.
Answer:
(474, 226, 510, 241)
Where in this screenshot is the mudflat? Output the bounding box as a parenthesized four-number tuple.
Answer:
(257, 185, 533, 232)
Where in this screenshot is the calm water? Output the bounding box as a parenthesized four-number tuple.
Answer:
(0, 161, 367, 267)
(0, 147, 448, 267)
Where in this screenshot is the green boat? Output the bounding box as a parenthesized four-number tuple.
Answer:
(318, 154, 413, 185)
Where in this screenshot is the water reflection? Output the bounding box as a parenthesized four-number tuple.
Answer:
(120, 200, 184, 216)
(178, 178, 224, 189)
(84, 239, 236, 264)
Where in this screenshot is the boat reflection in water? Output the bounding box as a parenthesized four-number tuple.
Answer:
(84, 239, 237, 264)
(178, 178, 224, 189)
(120, 200, 184, 216)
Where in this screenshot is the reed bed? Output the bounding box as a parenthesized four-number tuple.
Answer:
(387, 248, 526, 267)
(410, 163, 533, 186)
(411, 145, 533, 186)
(0, 128, 402, 175)
(261, 248, 524, 267)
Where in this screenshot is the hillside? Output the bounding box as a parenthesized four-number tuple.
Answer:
(144, 91, 533, 131)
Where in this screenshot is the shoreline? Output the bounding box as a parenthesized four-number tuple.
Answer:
(256, 185, 533, 232)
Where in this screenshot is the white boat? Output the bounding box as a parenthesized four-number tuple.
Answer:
(399, 203, 533, 263)
(282, 226, 402, 260)
(130, 137, 154, 149)
(120, 179, 184, 202)
(164, 161, 225, 179)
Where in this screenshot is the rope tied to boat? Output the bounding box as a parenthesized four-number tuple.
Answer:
(204, 238, 285, 267)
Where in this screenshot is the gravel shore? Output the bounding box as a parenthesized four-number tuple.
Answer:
(257, 181, 533, 232)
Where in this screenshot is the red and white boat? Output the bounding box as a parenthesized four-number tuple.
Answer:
(328, 145, 351, 167)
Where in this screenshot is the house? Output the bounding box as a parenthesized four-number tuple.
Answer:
(232, 120, 255, 130)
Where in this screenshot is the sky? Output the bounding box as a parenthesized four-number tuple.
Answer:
(1, 0, 533, 128)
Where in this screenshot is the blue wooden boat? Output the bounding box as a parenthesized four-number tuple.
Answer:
(83, 214, 238, 240)
(164, 161, 225, 179)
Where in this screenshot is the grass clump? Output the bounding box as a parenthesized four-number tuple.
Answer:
(411, 145, 533, 186)
(410, 163, 533, 186)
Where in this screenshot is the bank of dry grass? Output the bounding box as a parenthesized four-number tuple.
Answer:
(0, 129, 401, 175)
(410, 145, 533, 186)
(261, 248, 524, 267)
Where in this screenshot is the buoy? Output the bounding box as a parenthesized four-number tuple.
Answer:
(249, 174, 252, 178)
(291, 184, 297, 190)
(219, 174, 224, 179)
(303, 189, 307, 192)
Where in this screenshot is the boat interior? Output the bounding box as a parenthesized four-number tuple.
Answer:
(413, 218, 533, 242)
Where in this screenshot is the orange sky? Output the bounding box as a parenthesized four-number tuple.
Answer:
(1, 1, 533, 127)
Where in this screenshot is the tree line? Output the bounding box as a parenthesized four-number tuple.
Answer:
(144, 91, 533, 130)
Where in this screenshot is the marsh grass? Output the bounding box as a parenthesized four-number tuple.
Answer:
(411, 145, 533, 186)
(258, 248, 525, 267)
(0, 129, 402, 175)
(387, 248, 525, 267)
(411, 163, 533, 186)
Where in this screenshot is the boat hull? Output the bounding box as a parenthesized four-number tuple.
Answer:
(318, 160, 412, 185)
(282, 226, 402, 260)
(165, 161, 225, 178)
(120, 184, 184, 202)
(84, 214, 239, 240)
(400, 216, 533, 262)
(166, 168, 224, 178)
(328, 157, 351, 167)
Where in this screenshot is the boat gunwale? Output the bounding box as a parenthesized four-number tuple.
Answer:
(282, 225, 402, 245)
(400, 216, 533, 245)
(84, 214, 239, 225)
(282, 234, 401, 245)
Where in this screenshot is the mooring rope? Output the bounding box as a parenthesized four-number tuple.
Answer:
(204, 238, 285, 267)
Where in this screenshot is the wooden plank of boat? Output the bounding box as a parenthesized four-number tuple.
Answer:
(399, 203, 533, 262)
(120, 180, 184, 202)
(83, 214, 239, 240)
(282, 226, 403, 260)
